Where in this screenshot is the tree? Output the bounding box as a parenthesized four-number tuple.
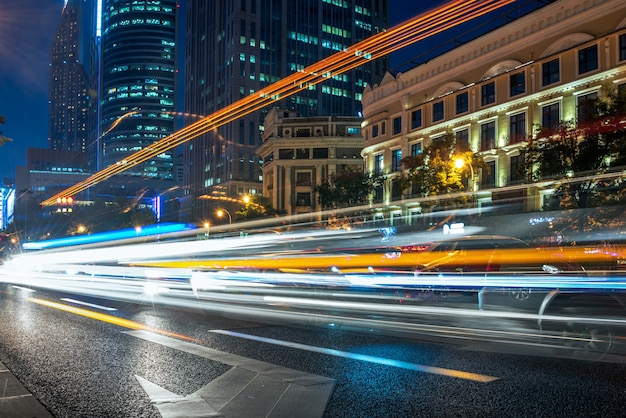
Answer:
(398, 132, 485, 198)
(314, 169, 383, 210)
(235, 194, 286, 220)
(521, 86, 626, 209)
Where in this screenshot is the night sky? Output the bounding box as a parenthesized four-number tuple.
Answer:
(0, 0, 445, 180)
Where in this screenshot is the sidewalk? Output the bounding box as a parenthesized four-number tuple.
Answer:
(0, 361, 52, 418)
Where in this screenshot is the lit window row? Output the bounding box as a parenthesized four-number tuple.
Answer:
(288, 31, 319, 45)
(322, 0, 348, 8)
(321, 24, 351, 39)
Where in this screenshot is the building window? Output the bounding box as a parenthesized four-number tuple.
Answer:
(411, 109, 422, 129)
(392, 116, 402, 135)
(374, 185, 383, 203)
(391, 149, 402, 172)
(279, 148, 294, 159)
(510, 153, 524, 184)
(374, 154, 384, 175)
(482, 161, 496, 188)
(542, 59, 560, 86)
(509, 72, 525, 97)
(372, 124, 379, 138)
(542, 102, 560, 132)
(296, 148, 309, 159)
(578, 44, 598, 75)
(296, 172, 311, 186)
(313, 148, 328, 158)
(455, 129, 469, 152)
(410, 142, 422, 156)
(456, 92, 468, 114)
(391, 179, 403, 201)
(577, 91, 598, 126)
(509, 112, 526, 144)
(481, 82, 495, 106)
(480, 121, 496, 151)
(381, 121, 386, 135)
(620, 33, 626, 62)
(296, 192, 311, 206)
(433, 101, 444, 122)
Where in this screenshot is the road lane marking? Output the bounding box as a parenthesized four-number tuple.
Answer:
(30, 297, 498, 383)
(211, 329, 499, 383)
(60, 298, 118, 311)
(28, 297, 202, 343)
(28, 297, 335, 417)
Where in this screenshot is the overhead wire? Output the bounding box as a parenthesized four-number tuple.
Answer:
(42, 0, 514, 206)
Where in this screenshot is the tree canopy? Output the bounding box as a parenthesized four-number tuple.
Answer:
(398, 132, 485, 198)
(235, 194, 285, 220)
(521, 86, 626, 209)
(314, 170, 383, 210)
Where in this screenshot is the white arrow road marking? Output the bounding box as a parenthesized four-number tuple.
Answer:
(135, 375, 222, 418)
(127, 330, 335, 418)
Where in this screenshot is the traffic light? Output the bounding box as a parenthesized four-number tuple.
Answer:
(55, 196, 74, 213)
(56, 197, 74, 205)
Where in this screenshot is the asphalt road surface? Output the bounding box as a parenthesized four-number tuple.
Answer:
(1, 283, 626, 418)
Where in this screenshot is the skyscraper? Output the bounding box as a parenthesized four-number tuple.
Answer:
(49, 0, 96, 154)
(182, 0, 389, 222)
(99, 0, 178, 181)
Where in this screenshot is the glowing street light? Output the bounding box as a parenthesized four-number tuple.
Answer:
(217, 209, 232, 224)
(203, 222, 210, 239)
(454, 156, 475, 192)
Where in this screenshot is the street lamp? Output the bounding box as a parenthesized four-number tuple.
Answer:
(454, 157, 475, 192)
(203, 222, 210, 239)
(217, 209, 232, 224)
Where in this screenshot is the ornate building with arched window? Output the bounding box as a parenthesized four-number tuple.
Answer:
(361, 0, 626, 218)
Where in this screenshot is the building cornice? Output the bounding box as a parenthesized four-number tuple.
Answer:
(363, 0, 621, 116)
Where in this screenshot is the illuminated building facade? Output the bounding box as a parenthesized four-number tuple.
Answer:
(361, 0, 626, 214)
(182, 0, 389, 222)
(49, 0, 97, 154)
(99, 0, 177, 181)
(258, 108, 363, 215)
(0, 183, 15, 232)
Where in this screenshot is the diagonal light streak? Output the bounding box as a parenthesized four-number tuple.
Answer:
(42, 0, 514, 206)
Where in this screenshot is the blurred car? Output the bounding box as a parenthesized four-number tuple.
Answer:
(406, 235, 582, 275)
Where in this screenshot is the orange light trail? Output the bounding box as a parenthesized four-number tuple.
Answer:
(42, 0, 514, 206)
(131, 246, 626, 273)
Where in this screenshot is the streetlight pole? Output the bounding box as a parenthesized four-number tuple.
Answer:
(204, 222, 210, 239)
(217, 209, 232, 224)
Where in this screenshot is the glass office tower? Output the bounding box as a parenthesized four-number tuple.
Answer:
(49, 0, 96, 154)
(182, 0, 389, 222)
(99, 0, 177, 180)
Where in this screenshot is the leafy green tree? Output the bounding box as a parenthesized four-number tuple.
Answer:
(521, 86, 626, 209)
(398, 132, 485, 198)
(235, 195, 286, 220)
(314, 169, 383, 210)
